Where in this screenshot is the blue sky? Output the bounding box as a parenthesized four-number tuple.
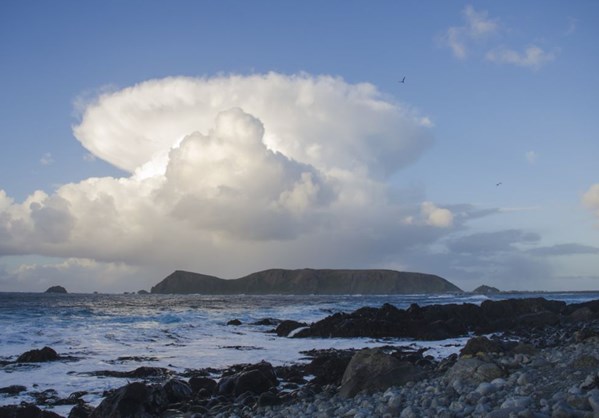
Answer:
(0, 1, 598, 292)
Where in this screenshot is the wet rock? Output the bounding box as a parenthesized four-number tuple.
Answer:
(0, 404, 63, 417)
(339, 348, 426, 398)
(252, 318, 280, 326)
(445, 357, 505, 385)
(188, 376, 217, 395)
(258, 391, 280, 407)
(89, 381, 168, 418)
(227, 319, 242, 326)
(16, 347, 60, 363)
(217, 361, 278, 397)
(91, 366, 170, 378)
(460, 336, 504, 356)
(304, 350, 353, 386)
(274, 320, 307, 337)
(0, 385, 27, 395)
(163, 378, 192, 403)
(68, 404, 94, 418)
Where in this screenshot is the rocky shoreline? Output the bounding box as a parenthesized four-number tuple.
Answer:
(3, 297, 599, 417)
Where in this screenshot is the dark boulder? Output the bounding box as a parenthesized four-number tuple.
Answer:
(68, 404, 94, 418)
(89, 381, 168, 418)
(217, 361, 277, 397)
(226, 319, 242, 326)
(91, 366, 170, 379)
(17, 347, 60, 363)
(460, 336, 505, 356)
(252, 318, 280, 326)
(274, 320, 307, 337)
(162, 379, 192, 403)
(304, 350, 353, 386)
(339, 348, 426, 398)
(188, 377, 217, 395)
(0, 385, 27, 395)
(0, 404, 63, 418)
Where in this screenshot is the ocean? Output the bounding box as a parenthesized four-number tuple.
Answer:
(1, 291, 599, 415)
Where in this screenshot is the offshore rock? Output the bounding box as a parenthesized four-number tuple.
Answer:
(16, 347, 60, 363)
(472, 285, 500, 294)
(151, 268, 461, 294)
(44, 286, 67, 294)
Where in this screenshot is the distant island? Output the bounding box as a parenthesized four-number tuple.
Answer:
(44, 285, 67, 294)
(150, 269, 462, 295)
(472, 285, 501, 294)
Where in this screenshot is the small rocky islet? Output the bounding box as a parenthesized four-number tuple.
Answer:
(4, 297, 599, 417)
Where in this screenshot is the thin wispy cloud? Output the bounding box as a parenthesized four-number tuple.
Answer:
(525, 151, 538, 164)
(441, 5, 500, 59)
(486, 45, 557, 70)
(40, 152, 54, 166)
(442, 6, 557, 70)
(565, 17, 578, 35)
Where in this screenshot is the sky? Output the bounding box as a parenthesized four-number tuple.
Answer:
(0, 1, 598, 293)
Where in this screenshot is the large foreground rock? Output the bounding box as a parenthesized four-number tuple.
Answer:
(217, 361, 278, 397)
(90, 382, 168, 418)
(339, 348, 425, 397)
(151, 268, 461, 294)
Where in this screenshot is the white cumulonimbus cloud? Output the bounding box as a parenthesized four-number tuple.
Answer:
(0, 73, 455, 287)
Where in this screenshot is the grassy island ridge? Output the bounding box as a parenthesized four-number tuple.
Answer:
(150, 268, 462, 295)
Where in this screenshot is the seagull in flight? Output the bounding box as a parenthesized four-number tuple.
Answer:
(399, 76, 406, 83)
(496, 182, 502, 187)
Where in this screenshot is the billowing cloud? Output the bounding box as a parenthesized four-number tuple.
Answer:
(583, 183, 599, 223)
(486, 45, 556, 70)
(1, 73, 456, 290)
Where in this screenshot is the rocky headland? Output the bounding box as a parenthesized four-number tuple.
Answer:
(150, 269, 461, 295)
(4, 297, 599, 417)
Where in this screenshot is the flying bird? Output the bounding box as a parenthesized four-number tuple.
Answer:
(399, 77, 406, 83)
(496, 182, 502, 186)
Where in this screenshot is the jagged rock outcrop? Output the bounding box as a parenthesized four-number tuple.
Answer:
(151, 269, 462, 295)
(293, 297, 579, 340)
(44, 285, 67, 294)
